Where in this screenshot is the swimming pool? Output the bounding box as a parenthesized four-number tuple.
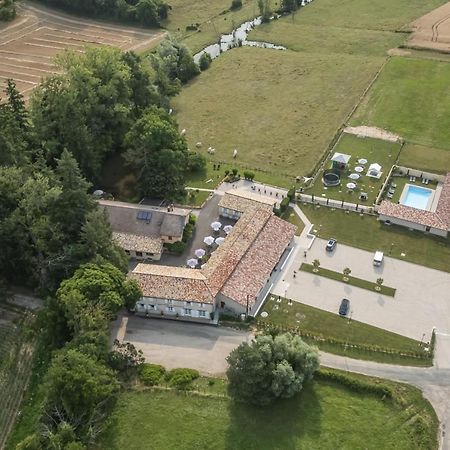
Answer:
(400, 185, 434, 210)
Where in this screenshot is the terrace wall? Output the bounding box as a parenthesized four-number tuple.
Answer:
(297, 194, 376, 214)
(395, 166, 445, 183)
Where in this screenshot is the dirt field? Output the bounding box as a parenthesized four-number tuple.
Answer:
(408, 1, 450, 52)
(0, 2, 164, 98)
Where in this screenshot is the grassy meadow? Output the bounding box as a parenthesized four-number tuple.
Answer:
(351, 57, 450, 173)
(98, 375, 437, 450)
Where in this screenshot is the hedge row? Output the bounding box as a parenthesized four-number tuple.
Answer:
(316, 369, 393, 399)
(256, 320, 431, 361)
(138, 364, 200, 389)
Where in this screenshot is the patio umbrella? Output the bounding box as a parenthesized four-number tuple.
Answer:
(187, 258, 198, 268)
(349, 173, 360, 180)
(211, 221, 222, 231)
(194, 248, 206, 258)
(203, 236, 215, 246)
(346, 182, 357, 189)
(354, 166, 364, 173)
(358, 158, 368, 165)
(215, 237, 225, 246)
(224, 225, 233, 235)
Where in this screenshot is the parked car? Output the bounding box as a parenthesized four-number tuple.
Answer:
(339, 298, 350, 316)
(326, 238, 337, 252)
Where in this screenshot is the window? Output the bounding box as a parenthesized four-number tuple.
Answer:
(167, 306, 174, 312)
(136, 251, 143, 257)
(200, 303, 204, 309)
(149, 305, 155, 310)
(199, 310, 206, 317)
(426, 226, 431, 232)
(186, 301, 192, 306)
(167, 236, 172, 241)
(184, 308, 192, 315)
(167, 299, 173, 305)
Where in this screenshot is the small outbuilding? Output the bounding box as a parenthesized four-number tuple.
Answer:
(330, 152, 351, 170)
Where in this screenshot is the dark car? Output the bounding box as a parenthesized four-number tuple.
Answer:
(326, 238, 337, 252)
(339, 298, 350, 316)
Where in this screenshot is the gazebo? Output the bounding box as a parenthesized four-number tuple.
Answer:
(367, 163, 382, 179)
(330, 152, 351, 170)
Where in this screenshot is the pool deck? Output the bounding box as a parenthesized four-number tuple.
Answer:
(431, 182, 444, 212)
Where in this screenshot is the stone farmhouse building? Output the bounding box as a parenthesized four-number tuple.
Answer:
(131, 191, 297, 323)
(98, 200, 190, 261)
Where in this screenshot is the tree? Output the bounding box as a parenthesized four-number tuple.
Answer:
(108, 339, 144, 375)
(124, 107, 189, 199)
(312, 259, 320, 272)
(0, 0, 16, 21)
(227, 333, 319, 405)
(257, 0, 272, 22)
(375, 278, 384, 291)
(42, 348, 120, 441)
(280, 0, 298, 13)
(199, 52, 212, 71)
(342, 267, 351, 281)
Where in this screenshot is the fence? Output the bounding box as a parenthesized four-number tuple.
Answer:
(296, 193, 377, 214)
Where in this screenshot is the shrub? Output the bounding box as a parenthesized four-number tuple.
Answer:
(199, 53, 212, 71)
(165, 241, 186, 254)
(316, 369, 393, 398)
(231, 168, 238, 176)
(230, 0, 243, 10)
(280, 196, 289, 213)
(182, 222, 195, 242)
(243, 171, 255, 181)
(287, 187, 295, 201)
(139, 363, 166, 386)
(167, 368, 200, 388)
(188, 214, 197, 225)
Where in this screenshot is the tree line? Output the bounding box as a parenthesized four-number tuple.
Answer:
(36, 0, 170, 27)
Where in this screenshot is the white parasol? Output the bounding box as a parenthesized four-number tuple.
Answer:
(203, 236, 215, 246)
(194, 248, 206, 258)
(187, 258, 198, 268)
(223, 225, 233, 234)
(349, 173, 360, 180)
(354, 166, 364, 173)
(211, 221, 222, 231)
(215, 237, 225, 246)
(358, 158, 368, 165)
(346, 182, 357, 189)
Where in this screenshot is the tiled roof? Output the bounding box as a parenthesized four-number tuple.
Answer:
(131, 264, 214, 303)
(378, 201, 448, 231)
(99, 200, 189, 239)
(112, 232, 163, 254)
(436, 173, 450, 228)
(130, 194, 297, 307)
(378, 173, 450, 232)
(220, 216, 297, 309)
(218, 191, 275, 213)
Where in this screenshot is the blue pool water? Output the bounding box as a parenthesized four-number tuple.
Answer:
(401, 185, 432, 210)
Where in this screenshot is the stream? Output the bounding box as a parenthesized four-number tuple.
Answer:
(193, 0, 314, 65)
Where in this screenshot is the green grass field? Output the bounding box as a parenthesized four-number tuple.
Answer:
(351, 57, 450, 173)
(308, 134, 402, 204)
(98, 374, 437, 450)
(398, 143, 450, 174)
(299, 263, 396, 297)
(301, 204, 450, 272)
(281, 206, 305, 235)
(174, 47, 384, 180)
(258, 296, 429, 366)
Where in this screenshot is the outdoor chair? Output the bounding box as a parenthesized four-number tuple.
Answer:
(387, 193, 393, 199)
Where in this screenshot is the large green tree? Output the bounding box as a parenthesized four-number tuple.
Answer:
(124, 106, 190, 199)
(226, 333, 320, 405)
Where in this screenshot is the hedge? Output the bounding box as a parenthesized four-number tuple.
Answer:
(166, 368, 200, 389)
(316, 368, 393, 399)
(138, 363, 166, 386)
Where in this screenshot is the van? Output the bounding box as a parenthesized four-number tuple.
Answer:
(373, 251, 384, 266)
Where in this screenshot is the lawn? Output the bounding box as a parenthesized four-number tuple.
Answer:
(300, 204, 450, 272)
(307, 134, 402, 205)
(281, 206, 305, 236)
(173, 47, 385, 180)
(299, 263, 396, 297)
(98, 374, 437, 450)
(258, 296, 430, 366)
(351, 57, 450, 169)
(398, 143, 450, 174)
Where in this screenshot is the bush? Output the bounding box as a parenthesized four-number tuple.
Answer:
(139, 363, 166, 386)
(230, 0, 242, 10)
(199, 53, 212, 71)
(287, 187, 295, 201)
(316, 369, 393, 398)
(0, 0, 16, 21)
(187, 152, 206, 172)
(243, 171, 255, 181)
(231, 168, 238, 176)
(182, 221, 195, 243)
(280, 197, 289, 213)
(167, 368, 200, 388)
(165, 241, 186, 254)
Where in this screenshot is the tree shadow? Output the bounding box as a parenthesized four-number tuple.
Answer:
(224, 381, 322, 450)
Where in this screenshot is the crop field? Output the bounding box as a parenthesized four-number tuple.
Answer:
(174, 0, 444, 183)
(0, 306, 36, 449)
(0, 2, 163, 98)
(350, 57, 450, 173)
(408, 2, 450, 53)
